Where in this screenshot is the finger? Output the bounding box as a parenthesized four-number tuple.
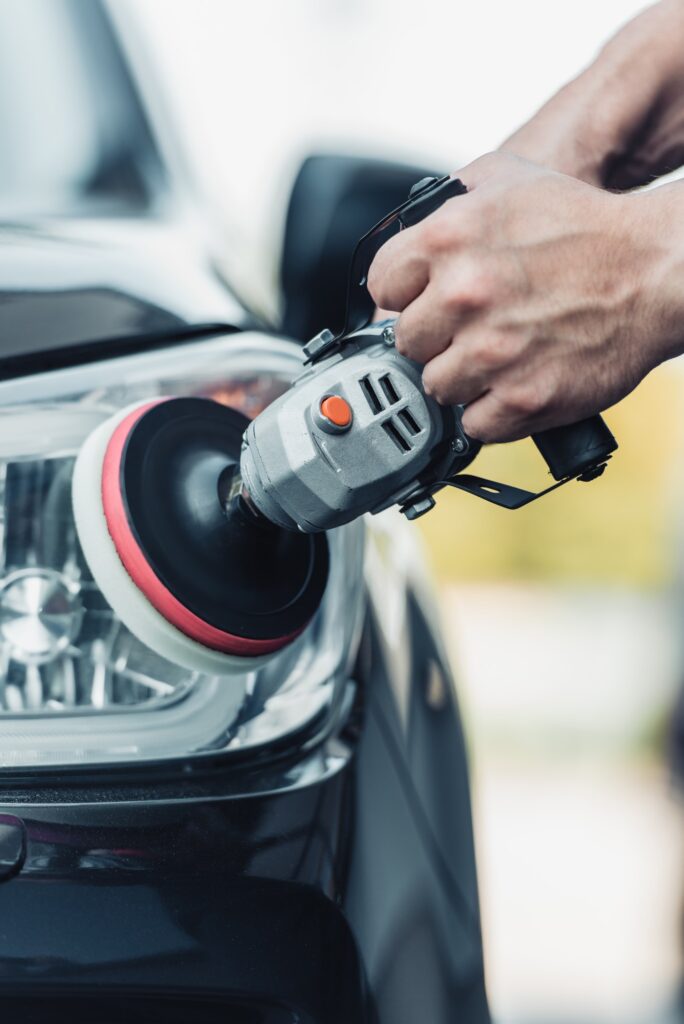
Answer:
(421, 340, 489, 408)
(460, 391, 514, 443)
(394, 286, 458, 365)
(395, 257, 497, 364)
(367, 229, 430, 313)
(461, 388, 551, 444)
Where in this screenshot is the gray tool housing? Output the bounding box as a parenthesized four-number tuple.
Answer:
(239, 322, 473, 533)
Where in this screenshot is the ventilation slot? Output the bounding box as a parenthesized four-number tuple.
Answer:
(383, 421, 411, 453)
(360, 376, 382, 414)
(398, 409, 420, 435)
(379, 374, 400, 405)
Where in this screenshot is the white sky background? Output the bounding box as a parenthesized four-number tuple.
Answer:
(123, 0, 649, 309)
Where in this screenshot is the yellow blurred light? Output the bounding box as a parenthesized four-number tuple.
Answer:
(419, 362, 684, 585)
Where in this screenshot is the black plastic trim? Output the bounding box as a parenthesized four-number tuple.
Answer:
(0, 324, 241, 382)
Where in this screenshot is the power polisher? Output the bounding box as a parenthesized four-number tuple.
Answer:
(72, 175, 617, 674)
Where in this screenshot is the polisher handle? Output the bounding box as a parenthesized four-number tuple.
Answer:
(532, 415, 617, 481)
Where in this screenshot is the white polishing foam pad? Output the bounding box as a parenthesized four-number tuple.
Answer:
(71, 402, 273, 676)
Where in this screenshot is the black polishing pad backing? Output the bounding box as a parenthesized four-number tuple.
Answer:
(119, 398, 329, 641)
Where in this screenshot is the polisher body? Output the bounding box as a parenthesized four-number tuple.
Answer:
(239, 322, 475, 533)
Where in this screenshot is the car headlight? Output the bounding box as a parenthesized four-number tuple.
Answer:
(0, 333, 365, 768)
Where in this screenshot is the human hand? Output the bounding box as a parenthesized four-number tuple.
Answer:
(501, 0, 684, 190)
(367, 152, 684, 442)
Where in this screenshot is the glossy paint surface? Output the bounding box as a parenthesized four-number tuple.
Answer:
(0, 0, 249, 372)
(0, 575, 488, 1022)
(0, 220, 247, 373)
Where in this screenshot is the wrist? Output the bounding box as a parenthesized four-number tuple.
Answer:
(624, 184, 684, 368)
(500, 77, 606, 183)
(501, 66, 633, 184)
(502, 0, 684, 184)
(589, 2, 684, 174)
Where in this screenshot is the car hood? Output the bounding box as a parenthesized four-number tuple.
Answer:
(0, 218, 249, 368)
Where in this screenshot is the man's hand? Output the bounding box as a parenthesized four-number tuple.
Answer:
(367, 153, 684, 442)
(501, 0, 684, 189)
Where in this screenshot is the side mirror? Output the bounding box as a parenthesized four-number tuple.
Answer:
(279, 153, 440, 342)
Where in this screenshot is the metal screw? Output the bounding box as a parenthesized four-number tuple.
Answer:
(451, 437, 466, 453)
(382, 325, 396, 347)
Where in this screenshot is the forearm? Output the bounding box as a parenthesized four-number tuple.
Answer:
(501, 0, 684, 184)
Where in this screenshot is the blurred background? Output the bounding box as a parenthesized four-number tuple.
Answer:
(108, 1, 684, 1020)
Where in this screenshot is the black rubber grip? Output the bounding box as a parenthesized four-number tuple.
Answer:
(532, 415, 617, 481)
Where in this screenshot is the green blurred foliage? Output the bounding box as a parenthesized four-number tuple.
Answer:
(418, 363, 684, 585)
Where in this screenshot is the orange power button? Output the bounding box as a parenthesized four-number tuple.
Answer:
(320, 395, 352, 429)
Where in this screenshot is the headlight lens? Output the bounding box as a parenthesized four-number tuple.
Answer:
(0, 334, 365, 768)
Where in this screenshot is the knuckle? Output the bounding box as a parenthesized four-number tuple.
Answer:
(441, 264, 494, 314)
(507, 389, 539, 418)
(422, 373, 441, 402)
(440, 286, 468, 316)
(422, 365, 449, 404)
(461, 408, 493, 443)
(394, 327, 410, 357)
(472, 424, 496, 444)
(421, 211, 457, 253)
(465, 263, 496, 307)
(472, 333, 511, 372)
(366, 261, 385, 305)
(506, 379, 553, 419)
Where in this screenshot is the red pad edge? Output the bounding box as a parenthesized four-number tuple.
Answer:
(100, 401, 304, 657)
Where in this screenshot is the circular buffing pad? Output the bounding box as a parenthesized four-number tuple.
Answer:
(72, 397, 329, 675)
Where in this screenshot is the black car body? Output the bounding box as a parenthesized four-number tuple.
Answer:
(0, 3, 488, 1021)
